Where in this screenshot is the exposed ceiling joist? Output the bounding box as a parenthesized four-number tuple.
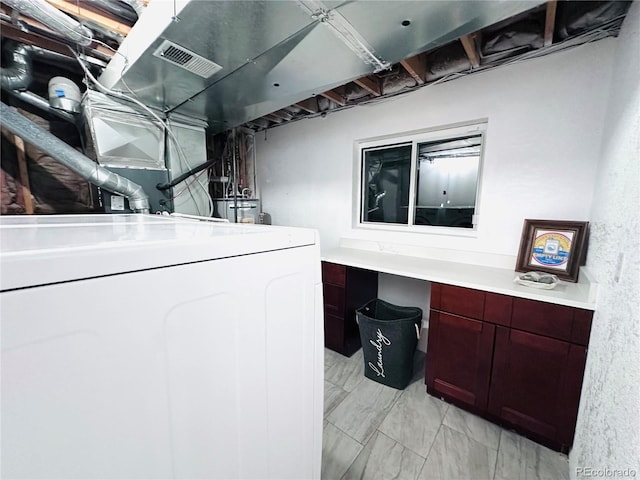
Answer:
(269, 110, 293, 121)
(0, 20, 112, 61)
(44, 0, 132, 36)
(400, 54, 427, 85)
(14, 135, 34, 215)
(294, 98, 319, 114)
(353, 75, 382, 96)
(544, 1, 558, 47)
(319, 89, 346, 106)
(460, 34, 480, 68)
(263, 114, 283, 124)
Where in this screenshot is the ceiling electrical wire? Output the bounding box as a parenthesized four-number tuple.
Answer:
(69, 46, 214, 216)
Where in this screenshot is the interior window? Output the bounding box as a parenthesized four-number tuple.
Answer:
(361, 144, 411, 224)
(358, 122, 486, 230)
(414, 134, 482, 228)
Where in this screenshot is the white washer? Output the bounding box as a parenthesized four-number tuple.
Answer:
(1, 214, 323, 479)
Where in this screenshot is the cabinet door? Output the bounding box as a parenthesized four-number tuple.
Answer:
(488, 327, 587, 449)
(321, 263, 377, 357)
(426, 311, 495, 411)
(322, 283, 345, 317)
(324, 313, 345, 352)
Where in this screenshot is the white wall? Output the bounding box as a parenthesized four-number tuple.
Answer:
(570, 3, 640, 477)
(256, 39, 615, 267)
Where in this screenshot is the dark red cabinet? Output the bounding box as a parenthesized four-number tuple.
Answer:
(488, 327, 587, 448)
(321, 262, 378, 357)
(426, 282, 593, 452)
(426, 311, 494, 410)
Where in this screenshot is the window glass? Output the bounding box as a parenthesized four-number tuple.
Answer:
(357, 122, 486, 231)
(361, 144, 412, 224)
(414, 134, 482, 228)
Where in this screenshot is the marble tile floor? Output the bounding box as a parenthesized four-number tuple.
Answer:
(322, 348, 570, 480)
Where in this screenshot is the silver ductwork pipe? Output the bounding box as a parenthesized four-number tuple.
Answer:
(0, 102, 150, 213)
(1, 0, 93, 46)
(117, 0, 145, 17)
(0, 42, 32, 91)
(7, 90, 76, 123)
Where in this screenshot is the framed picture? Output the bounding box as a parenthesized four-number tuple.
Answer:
(515, 220, 589, 282)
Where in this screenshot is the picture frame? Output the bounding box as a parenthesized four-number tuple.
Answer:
(515, 219, 589, 283)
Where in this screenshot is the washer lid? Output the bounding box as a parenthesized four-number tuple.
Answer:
(0, 214, 317, 291)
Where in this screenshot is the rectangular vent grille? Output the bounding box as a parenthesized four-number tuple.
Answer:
(162, 45, 193, 65)
(153, 40, 222, 78)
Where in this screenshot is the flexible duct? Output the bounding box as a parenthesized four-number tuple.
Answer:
(0, 102, 150, 213)
(117, 0, 145, 17)
(1, 0, 93, 46)
(85, 0, 137, 25)
(0, 42, 32, 91)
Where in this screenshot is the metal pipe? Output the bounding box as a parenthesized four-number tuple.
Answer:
(0, 42, 32, 91)
(1, 0, 93, 46)
(156, 158, 217, 191)
(7, 90, 76, 123)
(232, 128, 238, 223)
(0, 102, 150, 213)
(29, 45, 107, 69)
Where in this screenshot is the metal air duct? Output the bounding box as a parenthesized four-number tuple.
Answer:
(99, 0, 543, 131)
(0, 42, 32, 91)
(6, 90, 76, 123)
(0, 102, 150, 213)
(1, 0, 93, 46)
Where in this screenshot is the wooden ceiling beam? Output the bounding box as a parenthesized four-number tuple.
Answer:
(263, 114, 283, 124)
(353, 75, 382, 96)
(0, 20, 111, 61)
(293, 98, 318, 114)
(0, 21, 73, 58)
(14, 135, 35, 214)
(269, 110, 293, 121)
(460, 34, 480, 68)
(0, 7, 113, 60)
(400, 54, 427, 85)
(319, 89, 346, 106)
(45, 0, 132, 36)
(544, 1, 558, 47)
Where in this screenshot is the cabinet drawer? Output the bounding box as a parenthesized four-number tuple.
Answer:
(323, 283, 345, 316)
(511, 298, 573, 342)
(322, 262, 346, 286)
(484, 292, 512, 327)
(439, 285, 485, 320)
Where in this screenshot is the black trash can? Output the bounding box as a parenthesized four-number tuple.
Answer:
(356, 299, 422, 390)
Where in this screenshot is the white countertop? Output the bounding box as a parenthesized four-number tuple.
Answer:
(322, 247, 597, 310)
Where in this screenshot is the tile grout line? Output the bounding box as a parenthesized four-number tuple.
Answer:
(493, 429, 503, 480)
(337, 430, 367, 480)
(375, 430, 428, 480)
(418, 399, 450, 477)
(326, 417, 365, 448)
